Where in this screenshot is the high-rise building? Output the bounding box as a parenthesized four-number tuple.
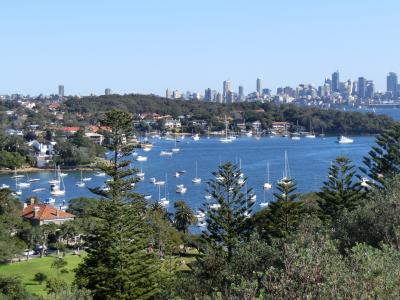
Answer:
(358, 77, 367, 99)
(204, 88, 212, 101)
(387, 72, 398, 98)
(332, 71, 339, 92)
(238, 85, 244, 102)
(366, 80, 375, 99)
(166, 89, 171, 99)
(58, 85, 64, 98)
(105, 88, 112, 96)
(223, 80, 232, 102)
(256, 78, 262, 95)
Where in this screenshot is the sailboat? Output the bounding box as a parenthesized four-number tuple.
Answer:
(320, 127, 325, 138)
(171, 137, 180, 153)
(48, 165, 60, 184)
(76, 170, 85, 187)
(176, 184, 187, 194)
(192, 161, 201, 184)
(17, 173, 31, 188)
(11, 167, 24, 179)
(50, 168, 65, 196)
(219, 116, 233, 143)
(15, 178, 22, 196)
(291, 120, 301, 140)
(136, 165, 145, 180)
(238, 159, 245, 185)
(159, 176, 169, 206)
(278, 150, 292, 184)
(260, 189, 269, 207)
(305, 120, 316, 138)
(263, 161, 272, 190)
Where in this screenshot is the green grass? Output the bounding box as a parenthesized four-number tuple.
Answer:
(0, 253, 84, 296)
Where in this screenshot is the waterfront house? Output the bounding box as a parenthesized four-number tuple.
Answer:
(21, 204, 74, 226)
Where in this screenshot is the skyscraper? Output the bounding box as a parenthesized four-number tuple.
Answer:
(366, 81, 375, 99)
(58, 85, 64, 98)
(358, 77, 367, 99)
(223, 80, 232, 102)
(332, 71, 339, 93)
(238, 85, 244, 102)
(166, 88, 171, 99)
(387, 72, 398, 98)
(256, 78, 262, 95)
(204, 88, 212, 101)
(105, 88, 112, 96)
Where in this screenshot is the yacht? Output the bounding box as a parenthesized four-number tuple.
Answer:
(160, 151, 173, 156)
(11, 168, 24, 179)
(176, 184, 187, 194)
(204, 194, 212, 200)
(192, 133, 200, 141)
(192, 161, 201, 184)
(136, 156, 148, 162)
(144, 194, 152, 200)
(171, 138, 180, 153)
(174, 172, 180, 178)
(149, 177, 157, 184)
(245, 131, 253, 137)
(0, 184, 10, 189)
(337, 136, 354, 144)
(305, 120, 316, 138)
(83, 177, 92, 181)
(28, 178, 40, 183)
(32, 188, 45, 193)
(76, 170, 85, 188)
(209, 203, 221, 210)
(220, 116, 234, 143)
(50, 171, 65, 196)
(17, 181, 31, 188)
(263, 161, 272, 190)
(94, 171, 106, 177)
(154, 180, 166, 186)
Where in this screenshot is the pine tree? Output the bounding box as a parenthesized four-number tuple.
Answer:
(318, 156, 363, 222)
(202, 162, 255, 261)
(75, 109, 160, 300)
(362, 124, 400, 186)
(174, 200, 195, 233)
(262, 177, 303, 239)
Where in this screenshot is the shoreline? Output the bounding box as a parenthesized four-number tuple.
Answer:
(0, 166, 99, 174)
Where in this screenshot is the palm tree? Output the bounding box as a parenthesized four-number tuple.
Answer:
(174, 200, 195, 233)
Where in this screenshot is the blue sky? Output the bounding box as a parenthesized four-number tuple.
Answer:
(0, 0, 399, 96)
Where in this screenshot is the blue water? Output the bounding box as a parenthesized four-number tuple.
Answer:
(0, 136, 376, 213)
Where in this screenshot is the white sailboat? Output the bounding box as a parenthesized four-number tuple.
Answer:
(159, 177, 169, 206)
(160, 151, 173, 156)
(136, 155, 148, 162)
(278, 150, 292, 184)
(171, 138, 180, 153)
(305, 120, 316, 138)
(260, 189, 269, 207)
(76, 170, 85, 187)
(48, 165, 60, 184)
(176, 184, 187, 194)
(11, 167, 24, 179)
(136, 166, 145, 180)
(238, 159, 245, 185)
(192, 133, 200, 141)
(220, 116, 233, 143)
(337, 136, 354, 144)
(15, 178, 22, 196)
(192, 161, 201, 184)
(263, 161, 272, 190)
(50, 168, 65, 196)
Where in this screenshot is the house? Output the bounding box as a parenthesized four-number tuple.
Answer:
(85, 132, 104, 144)
(164, 119, 182, 129)
(21, 204, 75, 226)
(60, 127, 81, 136)
(271, 121, 291, 135)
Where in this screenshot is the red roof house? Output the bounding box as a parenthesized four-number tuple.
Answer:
(21, 204, 75, 226)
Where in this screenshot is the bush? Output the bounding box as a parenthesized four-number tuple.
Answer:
(33, 272, 47, 285)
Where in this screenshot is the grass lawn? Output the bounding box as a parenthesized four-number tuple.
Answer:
(0, 253, 84, 296)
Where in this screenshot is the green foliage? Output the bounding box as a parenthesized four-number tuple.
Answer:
(66, 198, 99, 217)
(173, 200, 195, 233)
(0, 150, 26, 169)
(0, 275, 28, 300)
(75, 109, 161, 299)
(362, 123, 400, 186)
(45, 277, 69, 298)
(317, 156, 364, 222)
(33, 272, 47, 285)
(51, 258, 68, 274)
(258, 177, 303, 239)
(202, 162, 255, 261)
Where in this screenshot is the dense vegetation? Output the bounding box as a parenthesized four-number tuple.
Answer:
(64, 94, 395, 134)
(1, 110, 400, 299)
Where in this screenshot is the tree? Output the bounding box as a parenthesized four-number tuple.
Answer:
(45, 277, 69, 299)
(34, 272, 47, 285)
(173, 200, 195, 233)
(318, 156, 363, 222)
(75, 109, 160, 299)
(0, 276, 28, 300)
(362, 124, 400, 186)
(202, 162, 255, 262)
(260, 177, 303, 239)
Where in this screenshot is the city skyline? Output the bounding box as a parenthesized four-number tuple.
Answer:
(1, 1, 400, 95)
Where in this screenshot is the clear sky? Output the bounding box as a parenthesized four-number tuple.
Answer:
(0, 0, 399, 96)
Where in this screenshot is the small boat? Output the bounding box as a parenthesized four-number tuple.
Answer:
(204, 194, 212, 200)
(76, 170, 85, 187)
(178, 170, 187, 174)
(155, 181, 166, 186)
(136, 156, 148, 162)
(32, 188, 45, 193)
(28, 178, 40, 183)
(15, 191, 22, 196)
(144, 194, 152, 200)
(220, 116, 234, 143)
(132, 151, 138, 156)
(17, 182, 31, 188)
(360, 177, 372, 189)
(143, 147, 152, 152)
(174, 172, 180, 178)
(245, 131, 253, 137)
(95, 172, 106, 177)
(263, 162, 272, 190)
(192, 161, 201, 184)
(137, 171, 145, 178)
(11, 168, 24, 179)
(192, 134, 200, 141)
(195, 210, 206, 221)
(160, 151, 173, 156)
(305, 120, 316, 138)
(260, 202, 269, 207)
(83, 177, 92, 181)
(249, 194, 257, 203)
(210, 204, 221, 210)
(291, 136, 300, 140)
(171, 138, 180, 153)
(337, 136, 354, 144)
(176, 184, 187, 194)
(149, 177, 157, 184)
(48, 179, 60, 185)
(0, 184, 10, 189)
(60, 172, 68, 177)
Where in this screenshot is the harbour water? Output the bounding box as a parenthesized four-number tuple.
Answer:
(0, 135, 376, 213)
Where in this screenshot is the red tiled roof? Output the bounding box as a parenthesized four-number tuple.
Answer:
(61, 127, 81, 132)
(21, 204, 74, 221)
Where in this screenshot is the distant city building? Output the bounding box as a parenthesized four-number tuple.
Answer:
(58, 85, 64, 98)
(226, 90, 234, 104)
(238, 85, 244, 101)
(387, 72, 398, 98)
(366, 80, 375, 98)
(216, 92, 222, 103)
(223, 80, 232, 102)
(262, 88, 271, 96)
(358, 77, 367, 99)
(166, 88, 171, 99)
(172, 90, 181, 99)
(332, 71, 339, 93)
(256, 78, 262, 95)
(204, 88, 212, 101)
(105, 88, 112, 96)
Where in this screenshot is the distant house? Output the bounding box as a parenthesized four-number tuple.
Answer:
(164, 119, 182, 129)
(21, 204, 74, 226)
(60, 127, 81, 137)
(85, 132, 104, 144)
